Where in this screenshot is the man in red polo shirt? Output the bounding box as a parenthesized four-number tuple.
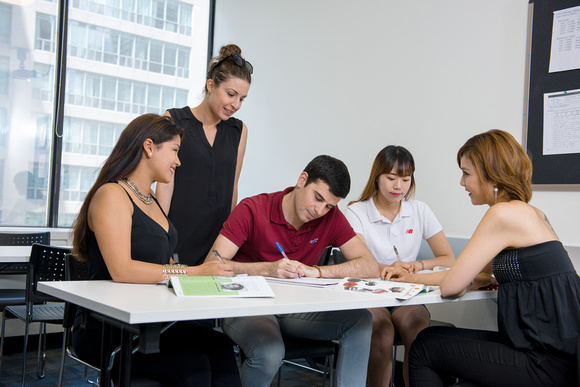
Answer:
(204, 155, 379, 387)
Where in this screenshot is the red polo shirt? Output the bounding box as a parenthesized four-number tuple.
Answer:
(220, 187, 356, 266)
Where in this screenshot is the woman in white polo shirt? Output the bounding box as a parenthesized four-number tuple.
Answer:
(344, 145, 455, 387)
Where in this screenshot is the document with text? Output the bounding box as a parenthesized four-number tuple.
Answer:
(169, 276, 275, 297)
(265, 277, 341, 287)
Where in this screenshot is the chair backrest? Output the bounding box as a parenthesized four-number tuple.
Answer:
(27, 243, 71, 303)
(318, 246, 333, 266)
(62, 254, 89, 329)
(325, 248, 346, 265)
(0, 232, 50, 246)
(0, 262, 30, 276)
(65, 254, 89, 282)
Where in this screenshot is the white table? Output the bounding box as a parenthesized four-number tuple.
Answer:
(0, 246, 33, 262)
(38, 280, 497, 385)
(0, 247, 32, 290)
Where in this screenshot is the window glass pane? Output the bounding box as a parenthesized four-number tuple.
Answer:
(0, 0, 211, 227)
(69, 21, 87, 57)
(0, 56, 8, 95)
(56, 0, 209, 226)
(0, 3, 11, 44)
(149, 42, 163, 73)
(103, 30, 119, 64)
(35, 13, 55, 52)
(0, 1, 54, 226)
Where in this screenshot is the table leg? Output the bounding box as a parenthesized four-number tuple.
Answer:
(100, 322, 113, 387)
(119, 328, 132, 386)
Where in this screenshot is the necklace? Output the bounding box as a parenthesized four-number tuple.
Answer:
(119, 176, 153, 205)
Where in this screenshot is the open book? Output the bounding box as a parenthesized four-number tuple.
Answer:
(331, 278, 427, 300)
(169, 276, 275, 297)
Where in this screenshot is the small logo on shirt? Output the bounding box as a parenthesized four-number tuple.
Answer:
(405, 229, 414, 234)
(309, 238, 319, 244)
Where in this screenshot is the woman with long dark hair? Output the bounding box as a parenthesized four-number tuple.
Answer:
(71, 114, 240, 386)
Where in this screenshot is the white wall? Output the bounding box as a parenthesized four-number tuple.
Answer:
(213, 0, 579, 249)
(214, 0, 580, 330)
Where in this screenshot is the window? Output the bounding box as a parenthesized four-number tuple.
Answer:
(0, 56, 8, 95)
(0, 0, 210, 227)
(35, 13, 56, 52)
(0, 4, 10, 44)
(72, 0, 193, 36)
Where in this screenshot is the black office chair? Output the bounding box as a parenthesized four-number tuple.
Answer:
(0, 243, 68, 385)
(57, 254, 100, 386)
(272, 246, 337, 386)
(0, 232, 50, 312)
(57, 254, 165, 387)
(276, 336, 336, 387)
(238, 335, 336, 387)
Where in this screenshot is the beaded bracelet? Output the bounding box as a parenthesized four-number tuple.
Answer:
(417, 259, 425, 271)
(313, 265, 323, 278)
(162, 264, 188, 280)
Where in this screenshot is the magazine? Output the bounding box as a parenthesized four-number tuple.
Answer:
(332, 278, 427, 300)
(169, 276, 275, 297)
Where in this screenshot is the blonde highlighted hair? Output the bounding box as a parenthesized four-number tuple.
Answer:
(457, 129, 532, 203)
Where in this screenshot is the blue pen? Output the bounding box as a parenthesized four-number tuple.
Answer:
(275, 242, 301, 278)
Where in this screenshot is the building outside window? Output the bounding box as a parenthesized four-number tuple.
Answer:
(0, 0, 210, 227)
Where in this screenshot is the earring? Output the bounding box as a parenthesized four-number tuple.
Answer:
(149, 152, 152, 157)
(494, 187, 498, 200)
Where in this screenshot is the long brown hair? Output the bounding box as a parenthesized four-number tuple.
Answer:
(350, 145, 416, 205)
(457, 129, 532, 204)
(72, 114, 184, 261)
(206, 44, 252, 92)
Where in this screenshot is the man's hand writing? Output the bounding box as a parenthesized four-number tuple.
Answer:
(272, 258, 305, 278)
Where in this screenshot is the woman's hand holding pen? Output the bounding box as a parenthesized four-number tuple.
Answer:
(194, 260, 235, 277)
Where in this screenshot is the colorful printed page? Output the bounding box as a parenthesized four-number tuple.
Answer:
(169, 276, 275, 297)
(332, 278, 426, 300)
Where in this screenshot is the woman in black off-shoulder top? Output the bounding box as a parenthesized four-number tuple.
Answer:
(71, 114, 240, 386)
(385, 130, 579, 387)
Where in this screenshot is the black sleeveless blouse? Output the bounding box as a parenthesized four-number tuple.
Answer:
(492, 240, 580, 355)
(87, 184, 178, 280)
(166, 106, 243, 266)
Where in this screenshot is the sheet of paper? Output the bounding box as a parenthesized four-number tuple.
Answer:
(549, 5, 580, 73)
(169, 276, 275, 297)
(331, 278, 426, 300)
(543, 89, 580, 155)
(265, 277, 341, 287)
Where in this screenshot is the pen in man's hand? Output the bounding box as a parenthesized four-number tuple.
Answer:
(212, 249, 225, 264)
(393, 246, 402, 261)
(275, 242, 300, 278)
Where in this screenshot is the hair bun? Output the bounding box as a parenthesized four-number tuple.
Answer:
(218, 44, 242, 59)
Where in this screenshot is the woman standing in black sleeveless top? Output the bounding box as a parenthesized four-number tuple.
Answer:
(385, 130, 579, 387)
(157, 44, 252, 266)
(71, 114, 241, 386)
